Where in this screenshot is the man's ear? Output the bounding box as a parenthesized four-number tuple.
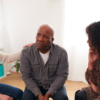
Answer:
(52, 38, 54, 43)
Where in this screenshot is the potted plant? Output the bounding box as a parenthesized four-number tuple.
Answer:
(12, 59, 20, 73)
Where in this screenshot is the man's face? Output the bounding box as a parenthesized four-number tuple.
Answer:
(36, 27, 54, 53)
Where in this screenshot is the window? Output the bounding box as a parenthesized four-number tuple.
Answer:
(63, 0, 100, 82)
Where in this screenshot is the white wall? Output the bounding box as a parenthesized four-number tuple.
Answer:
(2, 0, 65, 52)
(0, 0, 12, 75)
(63, 0, 100, 83)
(0, 0, 93, 83)
(1, 0, 65, 72)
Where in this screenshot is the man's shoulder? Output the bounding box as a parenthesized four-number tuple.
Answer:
(52, 43, 67, 54)
(22, 43, 36, 54)
(52, 44, 68, 60)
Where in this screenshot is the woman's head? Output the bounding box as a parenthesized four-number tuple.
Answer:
(86, 21, 100, 56)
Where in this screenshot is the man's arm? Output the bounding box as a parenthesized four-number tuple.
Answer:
(20, 49, 42, 96)
(47, 50, 69, 96)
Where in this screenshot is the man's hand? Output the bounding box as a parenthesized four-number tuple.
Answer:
(44, 93, 51, 100)
(23, 43, 34, 48)
(0, 94, 13, 100)
(88, 48, 98, 70)
(38, 94, 44, 100)
(44, 96, 49, 100)
(89, 80, 97, 93)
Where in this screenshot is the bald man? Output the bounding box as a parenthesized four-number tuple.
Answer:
(20, 25, 69, 100)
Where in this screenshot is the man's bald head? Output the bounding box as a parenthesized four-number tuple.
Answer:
(38, 24, 54, 38)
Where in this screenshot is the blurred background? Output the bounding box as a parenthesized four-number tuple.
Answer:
(0, 0, 100, 83)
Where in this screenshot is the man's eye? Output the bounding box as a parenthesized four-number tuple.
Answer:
(44, 35, 49, 39)
(37, 34, 41, 37)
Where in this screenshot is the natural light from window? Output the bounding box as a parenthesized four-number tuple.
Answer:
(63, 0, 100, 49)
(63, 0, 100, 82)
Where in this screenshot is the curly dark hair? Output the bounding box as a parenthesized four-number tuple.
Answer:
(86, 21, 100, 56)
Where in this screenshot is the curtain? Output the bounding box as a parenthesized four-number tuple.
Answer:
(0, 0, 3, 25)
(0, 0, 4, 46)
(63, 0, 100, 83)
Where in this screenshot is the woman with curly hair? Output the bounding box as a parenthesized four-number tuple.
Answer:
(75, 21, 100, 100)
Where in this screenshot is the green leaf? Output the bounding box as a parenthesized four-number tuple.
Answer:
(12, 59, 20, 73)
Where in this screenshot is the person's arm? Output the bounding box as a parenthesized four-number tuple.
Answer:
(0, 51, 21, 63)
(20, 48, 42, 97)
(85, 48, 100, 94)
(86, 48, 98, 84)
(0, 43, 34, 63)
(46, 50, 69, 96)
(85, 67, 94, 84)
(89, 80, 100, 94)
(0, 94, 13, 100)
(96, 86, 100, 94)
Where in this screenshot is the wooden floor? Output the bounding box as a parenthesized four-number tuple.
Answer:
(0, 72, 88, 100)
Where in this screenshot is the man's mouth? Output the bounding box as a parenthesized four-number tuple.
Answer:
(37, 43, 43, 47)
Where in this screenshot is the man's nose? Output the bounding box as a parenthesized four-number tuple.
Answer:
(38, 36, 43, 41)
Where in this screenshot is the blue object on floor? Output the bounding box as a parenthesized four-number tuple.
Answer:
(0, 62, 4, 77)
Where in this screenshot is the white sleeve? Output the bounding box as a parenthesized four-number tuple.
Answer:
(0, 50, 22, 63)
